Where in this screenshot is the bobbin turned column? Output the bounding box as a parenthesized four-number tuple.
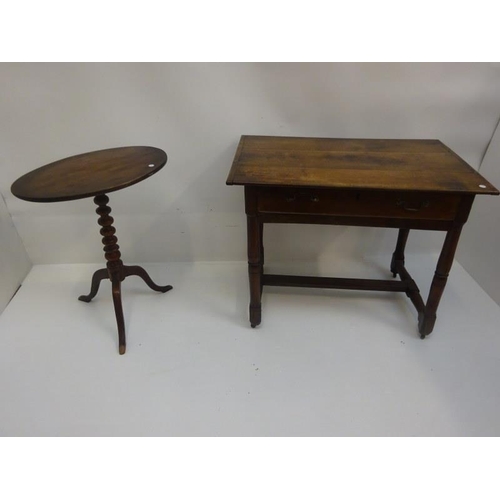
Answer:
(95, 195, 124, 280)
(78, 193, 173, 355)
(96, 194, 127, 354)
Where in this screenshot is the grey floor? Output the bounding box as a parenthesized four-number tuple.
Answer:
(1, 256, 499, 436)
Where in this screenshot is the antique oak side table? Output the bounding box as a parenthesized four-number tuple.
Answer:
(226, 135, 499, 337)
(11, 146, 173, 354)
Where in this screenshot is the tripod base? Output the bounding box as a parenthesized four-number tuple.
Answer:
(78, 194, 172, 354)
(78, 265, 173, 303)
(78, 265, 172, 354)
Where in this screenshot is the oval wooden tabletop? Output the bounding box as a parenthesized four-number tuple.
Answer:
(11, 146, 167, 202)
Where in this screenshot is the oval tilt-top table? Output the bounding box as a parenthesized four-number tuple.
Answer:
(11, 146, 173, 355)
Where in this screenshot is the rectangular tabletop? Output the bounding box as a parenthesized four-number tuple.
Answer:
(226, 135, 499, 195)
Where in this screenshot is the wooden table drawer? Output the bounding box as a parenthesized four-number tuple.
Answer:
(257, 187, 461, 220)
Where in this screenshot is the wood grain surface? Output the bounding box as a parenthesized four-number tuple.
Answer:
(227, 136, 499, 195)
(11, 146, 167, 202)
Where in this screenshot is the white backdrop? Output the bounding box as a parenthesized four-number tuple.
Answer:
(457, 121, 500, 305)
(1, 63, 499, 283)
(0, 195, 31, 312)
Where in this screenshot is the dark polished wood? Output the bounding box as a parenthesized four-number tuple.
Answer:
(247, 222, 262, 327)
(78, 264, 173, 304)
(227, 136, 498, 194)
(11, 146, 167, 202)
(391, 229, 410, 277)
(257, 187, 461, 220)
(227, 135, 499, 337)
(263, 274, 411, 292)
(11, 146, 172, 355)
(77, 194, 172, 354)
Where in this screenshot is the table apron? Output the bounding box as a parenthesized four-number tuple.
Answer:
(256, 187, 462, 220)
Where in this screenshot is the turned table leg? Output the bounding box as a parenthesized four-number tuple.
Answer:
(391, 228, 410, 277)
(78, 194, 172, 354)
(259, 221, 264, 295)
(418, 226, 463, 338)
(247, 215, 262, 327)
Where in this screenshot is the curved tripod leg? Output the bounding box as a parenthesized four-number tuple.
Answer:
(111, 279, 126, 355)
(123, 265, 173, 293)
(78, 268, 109, 302)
